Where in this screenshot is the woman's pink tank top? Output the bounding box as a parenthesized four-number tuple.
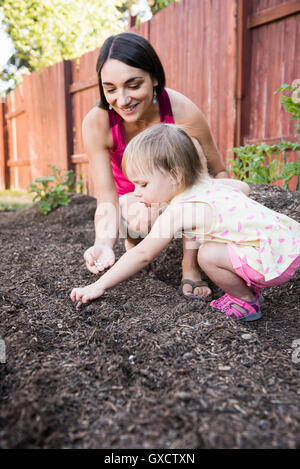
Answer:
(108, 89, 175, 196)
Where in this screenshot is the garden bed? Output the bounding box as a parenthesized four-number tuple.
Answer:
(0, 184, 299, 449)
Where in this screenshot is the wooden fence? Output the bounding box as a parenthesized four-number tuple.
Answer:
(0, 0, 299, 193)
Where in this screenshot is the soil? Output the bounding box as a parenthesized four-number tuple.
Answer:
(0, 184, 299, 449)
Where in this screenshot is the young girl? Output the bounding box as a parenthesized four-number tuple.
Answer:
(70, 124, 300, 321)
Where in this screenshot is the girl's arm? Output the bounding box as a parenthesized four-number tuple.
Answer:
(70, 205, 182, 308)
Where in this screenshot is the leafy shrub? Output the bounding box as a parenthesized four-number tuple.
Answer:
(228, 140, 300, 189)
(228, 81, 300, 190)
(29, 165, 83, 214)
(276, 79, 300, 133)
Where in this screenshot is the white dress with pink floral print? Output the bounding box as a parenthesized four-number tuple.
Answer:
(170, 180, 300, 281)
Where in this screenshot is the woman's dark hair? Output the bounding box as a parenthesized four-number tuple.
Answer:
(96, 32, 166, 110)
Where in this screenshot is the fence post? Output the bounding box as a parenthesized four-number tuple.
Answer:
(235, 0, 253, 148)
(64, 60, 74, 171)
(0, 98, 9, 189)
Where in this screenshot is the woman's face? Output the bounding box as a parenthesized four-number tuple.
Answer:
(101, 59, 158, 122)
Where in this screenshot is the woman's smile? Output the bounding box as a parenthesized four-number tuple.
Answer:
(119, 103, 139, 115)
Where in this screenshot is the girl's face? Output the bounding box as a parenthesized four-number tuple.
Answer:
(101, 59, 158, 122)
(130, 169, 180, 206)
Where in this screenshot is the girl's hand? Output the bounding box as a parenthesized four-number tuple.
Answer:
(70, 282, 106, 309)
(83, 245, 115, 273)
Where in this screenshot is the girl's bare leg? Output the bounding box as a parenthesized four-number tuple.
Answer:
(197, 242, 255, 301)
(181, 237, 211, 297)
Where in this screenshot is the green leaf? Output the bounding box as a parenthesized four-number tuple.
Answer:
(28, 164, 82, 214)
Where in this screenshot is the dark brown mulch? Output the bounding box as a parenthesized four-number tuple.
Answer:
(0, 184, 299, 449)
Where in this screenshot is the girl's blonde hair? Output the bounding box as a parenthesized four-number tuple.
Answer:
(122, 123, 203, 188)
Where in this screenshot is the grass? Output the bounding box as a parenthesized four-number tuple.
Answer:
(0, 190, 34, 211)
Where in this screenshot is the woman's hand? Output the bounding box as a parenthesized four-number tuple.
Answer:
(70, 282, 106, 309)
(83, 245, 115, 273)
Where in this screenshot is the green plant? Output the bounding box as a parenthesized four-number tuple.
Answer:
(277, 160, 300, 189)
(276, 79, 300, 132)
(29, 165, 83, 215)
(228, 80, 300, 190)
(228, 141, 300, 186)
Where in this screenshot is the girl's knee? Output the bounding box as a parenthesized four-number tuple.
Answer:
(198, 243, 212, 264)
(197, 242, 222, 266)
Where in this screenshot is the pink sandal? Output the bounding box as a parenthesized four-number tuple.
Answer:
(210, 293, 262, 322)
(210, 287, 264, 310)
(210, 293, 231, 309)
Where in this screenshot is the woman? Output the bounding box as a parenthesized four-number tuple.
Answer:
(82, 32, 227, 298)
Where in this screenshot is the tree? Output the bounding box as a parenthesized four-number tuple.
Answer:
(0, 0, 125, 87)
(146, 0, 177, 16)
(120, 0, 177, 22)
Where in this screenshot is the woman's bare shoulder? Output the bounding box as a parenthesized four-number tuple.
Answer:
(82, 106, 112, 148)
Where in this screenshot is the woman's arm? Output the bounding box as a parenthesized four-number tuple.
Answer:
(81, 107, 119, 272)
(167, 89, 228, 178)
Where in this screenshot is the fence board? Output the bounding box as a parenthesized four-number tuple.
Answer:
(246, 0, 300, 142)
(70, 48, 100, 193)
(5, 83, 31, 189)
(22, 61, 70, 182)
(248, 0, 300, 28)
(0, 100, 8, 189)
(243, 0, 300, 190)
